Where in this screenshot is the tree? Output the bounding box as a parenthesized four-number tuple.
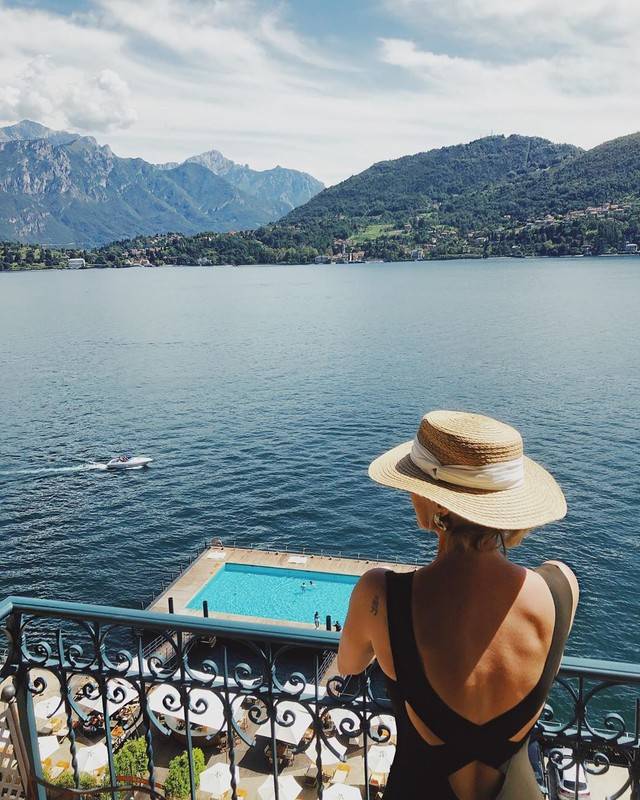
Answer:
(164, 749, 205, 799)
(114, 736, 148, 780)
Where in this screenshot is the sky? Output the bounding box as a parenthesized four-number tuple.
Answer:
(1, 0, 639, 185)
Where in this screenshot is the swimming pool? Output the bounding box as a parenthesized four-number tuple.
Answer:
(187, 563, 359, 626)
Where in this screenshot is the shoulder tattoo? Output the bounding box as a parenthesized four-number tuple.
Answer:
(370, 595, 379, 616)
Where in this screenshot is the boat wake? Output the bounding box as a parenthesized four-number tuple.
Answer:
(0, 462, 109, 478)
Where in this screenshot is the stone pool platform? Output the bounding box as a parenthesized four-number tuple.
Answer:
(147, 544, 416, 629)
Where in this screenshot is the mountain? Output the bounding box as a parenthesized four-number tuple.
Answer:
(457, 132, 640, 223)
(0, 120, 324, 246)
(266, 132, 640, 259)
(184, 150, 324, 217)
(0, 120, 78, 146)
(4, 130, 640, 268)
(91, 131, 640, 265)
(285, 134, 581, 228)
(184, 149, 235, 174)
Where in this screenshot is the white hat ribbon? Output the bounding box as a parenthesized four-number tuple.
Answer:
(410, 438, 524, 491)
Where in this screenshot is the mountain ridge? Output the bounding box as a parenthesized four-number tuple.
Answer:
(0, 120, 324, 246)
(2, 129, 640, 267)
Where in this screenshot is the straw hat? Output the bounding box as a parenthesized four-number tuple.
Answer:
(368, 410, 566, 530)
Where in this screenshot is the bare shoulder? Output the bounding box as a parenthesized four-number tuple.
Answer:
(540, 560, 580, 624)
(350, 568, 388, 616)
(542, 560, 580, 597)
(337, 569, 389, 675)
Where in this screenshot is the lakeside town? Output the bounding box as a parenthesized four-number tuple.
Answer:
(1, 200, 639, 270)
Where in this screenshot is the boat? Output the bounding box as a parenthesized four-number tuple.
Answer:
(106, 455, 153, 470)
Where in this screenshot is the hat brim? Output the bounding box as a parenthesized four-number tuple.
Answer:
(368, 441, 566, 530)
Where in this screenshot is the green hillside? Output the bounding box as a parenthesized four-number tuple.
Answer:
(287, 134, 579, 224)
(3, 131, 640, 268)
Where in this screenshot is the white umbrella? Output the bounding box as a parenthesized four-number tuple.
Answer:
(38, 736, 61, 762)
(257, 774, 301, 800)
(78, 678, 138, 716)
(322, 786, 362, 800)
(148, 685, 225, 731)
(369, 714, 396, 739)
(367, 744, 396, 774)
(35, 697, 64, 720)
(199, 763, 239, 799)
(282, 679, 327, 700)
(329, 709, 360, 737)
(303, 736, 347, 767)
(196, 672, 261, 691)
(75, 743, 109, 774)
(254, 701, 312, 746)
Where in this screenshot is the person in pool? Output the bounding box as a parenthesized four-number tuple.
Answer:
(337, 410, 579, 800)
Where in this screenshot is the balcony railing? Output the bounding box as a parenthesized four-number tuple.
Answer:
(0, 596, 638, 800)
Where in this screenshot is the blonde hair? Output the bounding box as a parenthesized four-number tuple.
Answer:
(440, 509, 531, 552)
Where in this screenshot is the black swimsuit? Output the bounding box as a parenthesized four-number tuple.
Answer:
(383, 565, 573, 799)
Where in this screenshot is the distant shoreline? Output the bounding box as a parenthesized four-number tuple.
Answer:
(1, 252, 639, 272)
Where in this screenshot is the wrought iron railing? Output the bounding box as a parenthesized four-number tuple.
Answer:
(0, 596, 638, 800)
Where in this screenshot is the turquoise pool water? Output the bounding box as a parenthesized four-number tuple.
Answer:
(187, 563, 359, 625)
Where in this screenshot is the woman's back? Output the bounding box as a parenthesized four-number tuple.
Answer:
(407, 554, 555, 726)
(353, 556, 576, 800)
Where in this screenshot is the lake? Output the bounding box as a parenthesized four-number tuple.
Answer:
(1, 257, 638, 661)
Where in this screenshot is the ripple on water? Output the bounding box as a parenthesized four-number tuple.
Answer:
(0, 259, 639, 659)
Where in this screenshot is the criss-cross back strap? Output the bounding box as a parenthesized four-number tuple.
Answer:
(385, 565, 573, 772)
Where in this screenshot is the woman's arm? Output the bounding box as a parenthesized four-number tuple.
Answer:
(337, 569, 385, 675)
(544, 560, 580, 626)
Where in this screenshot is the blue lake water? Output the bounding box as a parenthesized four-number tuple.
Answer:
(187, 564, 358, 624)
(1, 258, 639, 661)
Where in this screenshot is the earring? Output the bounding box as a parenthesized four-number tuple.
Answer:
(433, 512, 447, 532)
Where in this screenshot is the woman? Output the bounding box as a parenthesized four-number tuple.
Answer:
(338, 410, 578, 800)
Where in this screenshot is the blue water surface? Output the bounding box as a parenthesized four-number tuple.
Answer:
(1, 258, 639, 660)
(187, 564, 358, 624)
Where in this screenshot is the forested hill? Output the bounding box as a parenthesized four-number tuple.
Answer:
(285, 134, 581, 227)
(463, 132, 640, 223)
(4, 132, 640, 268)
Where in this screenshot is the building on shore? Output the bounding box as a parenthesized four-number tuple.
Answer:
(67, 258, 85, 269)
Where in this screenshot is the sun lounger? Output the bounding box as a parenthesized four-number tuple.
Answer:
(331, 763, 350, 784)
(288, 555, 307, 564)
(207, 551, 227, 560)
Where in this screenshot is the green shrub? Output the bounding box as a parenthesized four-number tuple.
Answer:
(52, 771, 75, 789)
(114, 737, 148, 779)
(43, 771, 103, 799)
(164, 749, 205, 799)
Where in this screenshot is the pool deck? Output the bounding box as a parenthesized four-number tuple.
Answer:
(147, 544, 417, 630)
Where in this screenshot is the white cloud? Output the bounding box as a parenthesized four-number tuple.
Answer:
(0, 57, 137, 133)
(0, 0, 638, 185)
(65, 69, 137, 132)
(0, 56, 55, 120)
(379, 35, 640, 106)
(386, 0, 640, 53)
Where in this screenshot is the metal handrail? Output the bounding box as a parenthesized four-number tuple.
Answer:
(1, 595, 639, 800)
(2, 595, 639, 680)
